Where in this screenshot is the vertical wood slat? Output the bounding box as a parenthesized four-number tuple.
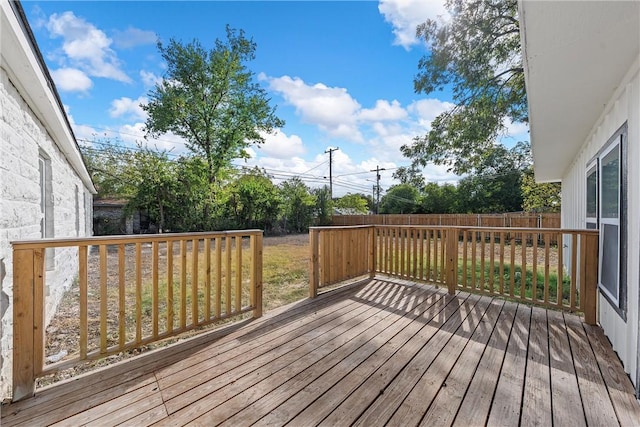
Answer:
(544, 234, 551, 304)
(204, 238, 211, 319)
(445, 228, 458, 295)
(462, 231, 468, 289)
(480, 231, 486, 291)
(369, 227, 376, 279)
(235, 236, 242, 313)
(226, 236, 232, 315)
(118, 244, 126, 350)
(253, 233, 263, 318)
(570, 233, 578, 311)
(400, 227, 405, 277)
(521, 233, 527, 300)
(180, 240, 187, 329)
(579, 234, 587, 312)
(532, 235, 538, 302)
(152, 241, 159, 337)
(583, 233, 598, 325)
(557, 234, 564, 308)
(412, 228, 418, 279)
(499, 231, 505, 295)
(12, 249, 37, 400)
(167, 241, 174, 334)
(510, 235, 516, 297)
(191, 239, 199, 326)
(309, 229, 319, 298)
(99, 245, 108, 353)
(215, 237, 222, 318)
(439, 229, 445, 282)
(79, 246, 88, 359)
(419, 229, 425, 281)
(32, 249, 45, 378)
(489, 232, 495, 293)
(135, 243, 142, 343)
(471, 231, 477, 291)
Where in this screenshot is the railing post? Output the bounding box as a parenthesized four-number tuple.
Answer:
(309, 228, 319, 298)
(12, 247, 45, 401)
(583, 232, 598, 325)
(445, 228, 458, 295)
(369, 226, 376, 279)
(251, 232, 263, 318)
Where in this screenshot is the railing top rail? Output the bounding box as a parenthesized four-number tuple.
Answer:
(310, 225, 374, 231)
(12, 229, 263, 249)
(371, 225, 597, 234)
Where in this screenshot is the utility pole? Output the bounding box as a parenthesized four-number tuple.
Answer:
(370, 165, 386, 214)
(325, 147, 339, 199)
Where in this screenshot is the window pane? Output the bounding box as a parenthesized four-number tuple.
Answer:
(601, 223, 619, 299)
(601, 146, 619, 219)
(586, 165, 597, 218)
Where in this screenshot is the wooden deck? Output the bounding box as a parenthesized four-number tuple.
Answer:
(3, 278, 640, 426)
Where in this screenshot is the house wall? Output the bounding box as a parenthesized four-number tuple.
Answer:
(0, 67, 93, 400)
(561, 56, 640, 386)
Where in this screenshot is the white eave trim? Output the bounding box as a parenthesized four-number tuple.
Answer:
(1, 0, 96, 193)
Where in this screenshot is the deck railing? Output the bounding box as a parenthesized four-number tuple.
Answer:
(12, 230, 263, 401)
(310, 225, 598, 323)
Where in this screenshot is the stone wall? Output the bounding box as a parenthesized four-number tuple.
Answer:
(0, 67, 93, 400)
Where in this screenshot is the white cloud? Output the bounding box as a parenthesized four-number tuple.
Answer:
(407, 98, 455, 130)
(109, 96, 147, 120)
(359, 99, 407, 122)
(117, 122, 189, 154)
(258, 130, 306, 159)
(111, 27, 157, 49)
(378, 0, 448, 49)
(46, 11, 131, 83)
(503, 118, 529, 138)
(140, 70, 162, 88)
(263, 75, 364, 142)
(50, 67, 92, 92)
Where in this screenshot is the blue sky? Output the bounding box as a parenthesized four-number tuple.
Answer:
(25, 0, 528, 197)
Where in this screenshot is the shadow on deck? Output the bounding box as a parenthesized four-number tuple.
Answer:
(2, 278, 639, 426)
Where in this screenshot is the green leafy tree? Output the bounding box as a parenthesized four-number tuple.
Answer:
(521, 169, 561, 212)
(280, 177, 316, 233)
(334, 193, 369, 214)
(379, 184, 420, 214)
(399, 0, 525, 176)
(418, 183, 459, 214)
(225, 168, 281, 231)
(80, 141, 136, 199)
(456, 143, 528, 213)
(143, 27, 284, 228)
(312, 186, 333, 226)
(124, 148, 179, 232)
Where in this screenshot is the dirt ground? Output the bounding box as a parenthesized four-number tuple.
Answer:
(38, 233, 310, 388)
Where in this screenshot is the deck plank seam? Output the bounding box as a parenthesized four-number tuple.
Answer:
(560, 311, 589, 426)
(517, 304, 533, 427)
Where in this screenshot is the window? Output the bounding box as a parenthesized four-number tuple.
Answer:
(39, 152, 54, 270)
(586, 123, 627, 318)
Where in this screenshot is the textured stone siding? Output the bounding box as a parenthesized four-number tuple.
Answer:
(0, 67, 93, 400)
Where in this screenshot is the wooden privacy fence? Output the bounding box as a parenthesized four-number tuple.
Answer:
(332, 213, 561, 229)
(12, 230, 263, 401)
(310, 225, 598, 325)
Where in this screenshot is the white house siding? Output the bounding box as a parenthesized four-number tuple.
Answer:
(561, 57, 640, 386)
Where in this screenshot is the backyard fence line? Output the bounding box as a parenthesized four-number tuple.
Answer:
(331, 213, 561, 228)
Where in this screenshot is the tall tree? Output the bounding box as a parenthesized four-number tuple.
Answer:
(312, 186, 333, 226)
(379, 184, 420, 214)
(280, 177, 316, 233)
(225, 168, 281, 231)
(521, 169, 561, 212)
(143, 27, 284, 228)
(399, 0, 525, 175)
(334, 193, 369, 214)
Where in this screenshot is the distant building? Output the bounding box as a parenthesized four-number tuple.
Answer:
(0, 0, 96, 400)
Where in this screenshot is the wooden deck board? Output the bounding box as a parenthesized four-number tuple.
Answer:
(2, 278, 639, 427)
